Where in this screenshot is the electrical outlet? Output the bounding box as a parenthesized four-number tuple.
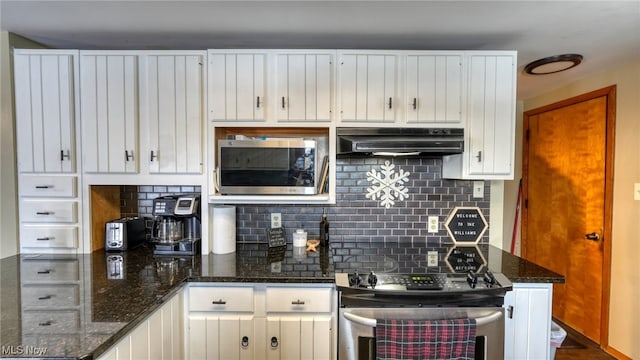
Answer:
(271, 213, 281, 228)
(635, 183, 640, 201)
(427, 251, 438, 267)
(428, 216, 439, 233)
(473, 181, 484, 199)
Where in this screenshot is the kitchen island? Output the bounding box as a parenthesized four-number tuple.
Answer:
(0, 242, 562, 359)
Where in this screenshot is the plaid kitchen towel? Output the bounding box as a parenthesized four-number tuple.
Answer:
(376, 318, 477, 360)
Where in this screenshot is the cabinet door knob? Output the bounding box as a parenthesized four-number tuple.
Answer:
(241, 336, 249, 349)
(270, 336, 279, 348)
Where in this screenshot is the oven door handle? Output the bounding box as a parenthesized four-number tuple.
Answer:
(343, 310, 503, 328)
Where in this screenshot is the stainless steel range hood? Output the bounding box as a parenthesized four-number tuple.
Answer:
(337, 127, 464, 156)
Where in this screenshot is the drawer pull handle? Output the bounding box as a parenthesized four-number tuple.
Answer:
(241, 336, 249, 349)
(38, 295, 52, 300)
(36, 237, 52, 241)
(212, 299, 227, 305)
(39, 320, 53, 326)
(37, 270, 51, 274)
(291, 299, 305, 305)
(36, 211, 52, 216)
(270, 336, 279, 348)
(35, 185, 52, 189)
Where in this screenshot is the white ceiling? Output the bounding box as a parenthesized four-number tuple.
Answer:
(1, 1, 639, 99)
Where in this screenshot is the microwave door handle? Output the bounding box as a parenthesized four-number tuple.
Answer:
(342, 309, 502, 328)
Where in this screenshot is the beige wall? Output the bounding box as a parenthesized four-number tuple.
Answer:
(0, 31, 18, 259)
(508, 61, 640, 359)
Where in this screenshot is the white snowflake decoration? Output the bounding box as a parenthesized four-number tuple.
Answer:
(366, 161, 410, 208)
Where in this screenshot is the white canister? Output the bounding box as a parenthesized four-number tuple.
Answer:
(293, 229, 307, 247)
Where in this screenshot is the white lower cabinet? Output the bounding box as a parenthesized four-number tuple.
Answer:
(97, 290, 183, 360)
(504, 283, 553, 360)
(187, 283, 336, 360)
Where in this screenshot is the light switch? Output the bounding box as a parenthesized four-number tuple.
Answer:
(473, 181, 484, 199)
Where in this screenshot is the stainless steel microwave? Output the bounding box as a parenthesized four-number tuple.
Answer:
(217, 138, 318, 195)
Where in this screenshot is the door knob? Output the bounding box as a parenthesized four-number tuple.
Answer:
(585, 232, 600, 241)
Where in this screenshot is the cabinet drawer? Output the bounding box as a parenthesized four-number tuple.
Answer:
(22, 310, 80, 333)
(20, 200, 77, 223)
(20, 227, 78, 249)
(21, 284, 80, 308)
(20, 175, 77, 197)
(266, 287, 332, 313)
(189, 286, 254, 312)
(20, 259, 80, 282)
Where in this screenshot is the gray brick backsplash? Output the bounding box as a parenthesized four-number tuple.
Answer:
(235, 157, 490, 246)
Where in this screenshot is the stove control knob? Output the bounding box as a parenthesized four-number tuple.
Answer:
(484, 271, 496, 286)
(367, 271, 378, 288)
(466, 271, 478, 289)
(349, 272, 363, 287)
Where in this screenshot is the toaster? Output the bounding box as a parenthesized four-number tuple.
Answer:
(105, 217, 146, 251)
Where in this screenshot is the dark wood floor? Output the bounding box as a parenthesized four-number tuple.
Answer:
(554, 320, 617, 360)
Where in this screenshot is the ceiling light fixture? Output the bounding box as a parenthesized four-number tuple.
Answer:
(524, 54, 583, 75)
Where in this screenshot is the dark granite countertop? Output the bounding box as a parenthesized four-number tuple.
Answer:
(0, 241, 561, 359)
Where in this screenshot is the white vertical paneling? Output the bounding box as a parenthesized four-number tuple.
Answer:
(185, 55, 203, 173)
(276, 54, 290, 120)
(445, 55, 463, 122)
(299, 317, 314, 360)
(266, 317, 281, 360)
(81, 53, 138, 173)
(14, 54, 35, 172)
(219, 317, 241, 360)
(129, 320, 149, 360)
(467, 55, 486, 175)
(145, 53, 203, 174)
(313, 316, 332, 360)
(188, 316, 207, 360)
(493, 55, 516, 175)
(315, 54, 333, 122)
(209, 52, 265, 122)
(339, 53, 397, 123)
(287, 54, 306, 121)
(304, 55, 317, 120)
(147, 309, 163, 360)
(339, 54, 358, 122)
(280, 317, 300, 359)
(14, 53, 76, 173)
(467, 54, 515, 176)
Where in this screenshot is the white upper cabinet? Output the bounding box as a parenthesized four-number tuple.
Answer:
(141, 53, 205, 174)
(14, 51, 78, 174)
(80, 52, 139, 174)
(338, 52, 399, 124)
(405, 53, 463, 124)
(208, 51, 267, 123)
(275, 52, 334, 123)
(443, 51, 517, 180)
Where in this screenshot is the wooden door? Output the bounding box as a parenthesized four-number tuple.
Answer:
(522, 86, 615, 344)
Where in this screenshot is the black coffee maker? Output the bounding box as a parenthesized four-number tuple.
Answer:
(151, 194, 201, 255)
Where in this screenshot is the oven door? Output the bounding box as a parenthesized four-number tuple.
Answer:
(339, 307, 504, 360)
